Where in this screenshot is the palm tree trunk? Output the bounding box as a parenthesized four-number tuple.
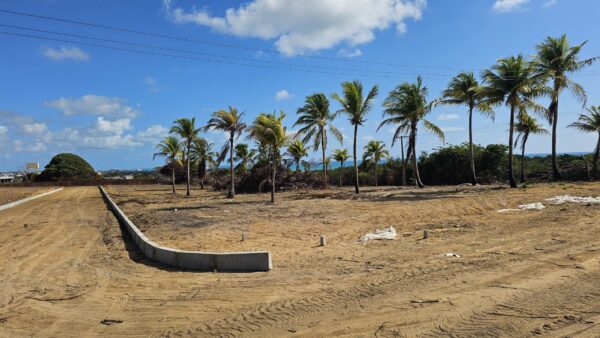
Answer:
(412, 125, 424, 188)
(271, 149, 276, 203)
(551, 82, 562, 180)
(228, 135, 235, 198)
(171, 160, 176, 194)
(353, 124, 360, 194)
(508, 106, 518, 188)
(186, 144, 191, 196)
(295, 158, 300, 174)
(339, 161, 343, 187)
(400, 136, 406, 187)
(468, 105, 477, 185)
(520, 134, 528, 183)
(593, 133, 600, 181)
(373, 157, 378, 187)
(321, 129, 327, 185)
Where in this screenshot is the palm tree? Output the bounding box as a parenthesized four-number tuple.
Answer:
(535, 35, 597, 180)
(189, 138, 213, 189)
(332, 148, 350, 187)
(332, 81, 378, 194)
(514, 114, 548, 183)
(204, 107, 247, 198)
(568, 106, 600, 180)
(248, 111, 287, 203)
(294, 93, 343, 183)
(482, 55, 547, 188)
(234, 143, 257, 176)
(362, 140, 389, 187)
(153, 136, 182, 194)
(438, 72, 494, 185)
(286, 139, 309, 173)
(379, 77, 444, 188)
(170, 118, 201, 196)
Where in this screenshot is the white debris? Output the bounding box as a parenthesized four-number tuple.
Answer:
(545, 195, 600, 205)
(441, 252, 460, 258)
(497, 202, 545, 213)
(173, 208, 178, 212)
(360, 226, 397, 242)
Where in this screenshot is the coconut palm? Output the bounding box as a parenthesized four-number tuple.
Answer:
(331, 81, 378, 194)
(301, 160, 312, 173)
(535, 35, 597, 180)
(362, 140, 389, 187)
(170, 118, 201, 196)
(482, 55, 548, 188)
(189, 138, 213, 189)
(286, 139, 309, 173)
(294, 93, 343, 183)
(204, 107, 247, 198)
(234, 143, 257, 176)
(438, 72, 494, 185)
(153, 136, 182, 194)
(568, 106, 600, 180)
(379, 77, 444, 188)
(332, 148, 350, 187)
(514, 114, 548, 183)
(248, 111, 287, 203)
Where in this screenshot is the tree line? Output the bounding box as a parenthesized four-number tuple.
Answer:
(154, 35, 600, 202)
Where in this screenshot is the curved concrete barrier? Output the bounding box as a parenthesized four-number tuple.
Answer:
(99, 186, 272, 272)
(0, 188, 64, 212)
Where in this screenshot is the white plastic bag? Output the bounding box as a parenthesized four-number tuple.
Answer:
(360, 226, 397, 242)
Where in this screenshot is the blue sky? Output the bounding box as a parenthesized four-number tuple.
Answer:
(1, 0, 599, 171)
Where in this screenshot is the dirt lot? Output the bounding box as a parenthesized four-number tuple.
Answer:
(1, 183, 600, 337)
(0, 187, 53, 206)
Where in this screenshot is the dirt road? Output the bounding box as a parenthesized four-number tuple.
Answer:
(1, 185, 600, 337)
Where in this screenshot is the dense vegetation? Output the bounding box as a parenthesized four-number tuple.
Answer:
(36, 153, 97, 181)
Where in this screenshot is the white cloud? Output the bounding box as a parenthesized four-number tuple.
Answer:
(45, 95, 140, 118)
(275, 89, 293, 101)
(136, 124, 169, 143)
(338, 48, 363, 58)
(95, 117, 132, 134)
(43, 46, 90, 61)
(163, 0, 426, 55)
(441, 126, 466, 133)
(22, 122, 48, 135)
(438, 113, 460, 121)
(144, 76, 160, 93)
(543, 0, 557, 7)
(26, 142, 47, 152)
(12, 140, 24, 152)
(493, 0, 529, 12)
(0, 125, 8, 148)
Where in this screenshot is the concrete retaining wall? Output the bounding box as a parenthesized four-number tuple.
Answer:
(99, 186, 272, 272)
(0, 188, 64, 211)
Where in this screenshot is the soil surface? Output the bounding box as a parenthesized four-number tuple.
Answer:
(1, 183, 600, 337)
(0, 187, 53, 206)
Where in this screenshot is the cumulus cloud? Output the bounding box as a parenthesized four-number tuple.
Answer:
(22, 122, 49, 135)
(493, 0, 529, 13)
(95, 117, 132, 134)
(136, 124, 169, 143)
(43, 46, 90, 61)
(438, 113, 460, 121)
(338, 48, 363, 58)
(45, 95, 140, 118)
(26, 142, 47, 152)
(0, 125, 8, 148)
(275, 89, 293, 101)
(163, 0, 426, 55)
(441, 126, 466, 133)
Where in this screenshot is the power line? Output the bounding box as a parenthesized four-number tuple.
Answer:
(0, 8, 479, 71)
(0, 30, 407, 78)
(0, 24, 452, 78)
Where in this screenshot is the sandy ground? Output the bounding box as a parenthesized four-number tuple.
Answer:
(1, 183, 600, 337)
(0, 187, 53, 206)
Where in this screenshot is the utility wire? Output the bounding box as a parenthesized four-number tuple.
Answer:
(0, 24, 451, 78)
(0, 8, 480, 71)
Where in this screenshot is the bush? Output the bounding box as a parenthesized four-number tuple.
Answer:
(36, 153, 98, 182)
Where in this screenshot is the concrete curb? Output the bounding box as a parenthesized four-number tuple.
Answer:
(98, 186, 272, 272)
(0, 188, 64, 212)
